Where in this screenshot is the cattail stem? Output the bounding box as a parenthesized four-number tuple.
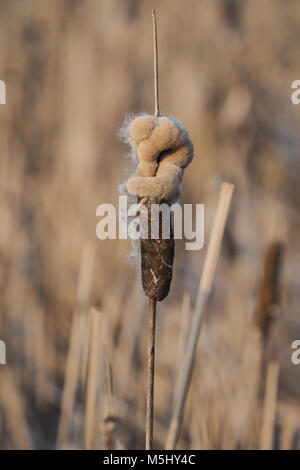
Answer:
(145, 11, 160, 450)
(152, 9, 159, 117)
(146, 298, 157, 450)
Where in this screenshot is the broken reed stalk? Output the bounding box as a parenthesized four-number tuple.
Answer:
(165, 182, 234, 450)
(260, 360, 279, 450)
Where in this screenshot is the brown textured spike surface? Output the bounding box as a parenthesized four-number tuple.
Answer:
(140, 198, 174, 301)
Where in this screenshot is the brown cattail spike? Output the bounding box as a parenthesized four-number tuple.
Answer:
(254, 241, 285, 340)
(140, 198, 174, 301)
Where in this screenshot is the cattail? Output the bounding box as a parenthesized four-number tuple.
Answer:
(254, 241, 285, 341)
(124, 114, 193, 301)
(122, 115, 193, 450)
(253, 241, 285, 450)
(120, 10, 193, 449)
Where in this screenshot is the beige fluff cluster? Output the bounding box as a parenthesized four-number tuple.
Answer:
(123, 114, 194, 203)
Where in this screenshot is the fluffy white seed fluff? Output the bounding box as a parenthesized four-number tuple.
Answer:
(119, 114, 194, 263)
(121, 114, 194, 203)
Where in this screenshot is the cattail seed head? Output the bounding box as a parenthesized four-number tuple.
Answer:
(120, 114, 193, 300)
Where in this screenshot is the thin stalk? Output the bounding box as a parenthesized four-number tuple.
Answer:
(146, 298, 157, 450)
(56, 310, 81, 448)
(103, 351, 116, 450)
(165, 182, 234, 449)
(260, 360, 279, 450)
(84, 308, 103, 450)
(152, 9, 160, 116)
(145, 9, 160, 450)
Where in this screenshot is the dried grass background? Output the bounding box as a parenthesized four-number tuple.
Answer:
(0, 0, 300, 449)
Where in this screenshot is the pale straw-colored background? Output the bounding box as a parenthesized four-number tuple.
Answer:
(0, 0, 300, 449)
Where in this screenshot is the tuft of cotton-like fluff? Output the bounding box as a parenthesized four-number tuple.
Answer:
(119, 114, 194, 264)
(121, 114, 194, 204)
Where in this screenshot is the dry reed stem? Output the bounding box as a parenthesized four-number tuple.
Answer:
(24, 307, 48, 404)
(280, 414, 296, 450)
(33, 310, 46, 404)
(56, 245, 94, 447)
(278, 402, 300, 450)
(77, 244, 95, 386)
(177, 294, 191, 370)
(103, 350, 116, 450)
(0, 369, 33, 449)
(114, 394, 189, 449)
(200, 183, 235, 293)
(84, 308, 103, 450)
(119, 278, 146, 399)
(260, 360, 279, 450)
(56, 310, 81, 448)
(81, 307, 94, 385)
(165, 182, 234, 449)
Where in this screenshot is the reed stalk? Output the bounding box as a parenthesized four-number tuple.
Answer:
(84, 308, 103, 450)
(166, 182, 234, 449)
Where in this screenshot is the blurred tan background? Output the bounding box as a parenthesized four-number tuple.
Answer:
(0, 0, 300, 450)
